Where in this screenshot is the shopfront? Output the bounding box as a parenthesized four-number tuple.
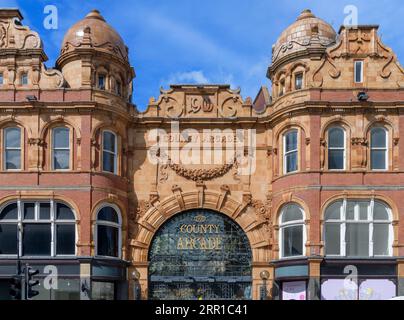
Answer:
(148, 209, 252, 300)
(320, 259, 397, 300)
(0, 258, 128, 300)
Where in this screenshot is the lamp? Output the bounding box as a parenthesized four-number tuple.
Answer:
(357, 91, 369, 102)
(26, 95, 37, 102)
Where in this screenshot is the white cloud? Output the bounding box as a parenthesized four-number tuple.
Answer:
(163, 70, 210, 85)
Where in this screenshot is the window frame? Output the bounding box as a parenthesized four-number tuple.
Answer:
(327, 127, 346, 171)
(101, 130, 118, 175)
(97, 74, 106, 90)
(21, 72, 28, 86)
(0, 72, 4, 85)
(0, 200, 77, 258)
(95, 204, 122, 259)
(370, 127, 388, 171)
(51, 126, 71, 171)
(115, 79, 122, 96)
(283, 129, 299, 174)
(279, 204, 306, 259)
(3, 126, 22, 171)
(324, 199, 393, 258)
(354, 60, 364, 83)
(294, 73, 303, 90)
(279, 79, 285, 97)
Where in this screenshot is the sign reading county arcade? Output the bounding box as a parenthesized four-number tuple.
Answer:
(177, 214, 223, 250)
(148, 210, 252, 300)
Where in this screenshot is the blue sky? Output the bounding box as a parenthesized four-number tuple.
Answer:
(3, 0, 404, 110)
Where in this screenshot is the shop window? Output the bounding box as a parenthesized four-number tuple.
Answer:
(283, 130, 298, 174)
(102, 131, 118, 174)
(328, 127, 345, 170)
(21, 72, 28, 85)
(279, 204, 305, 258)
(30, 278, 80, 300)
(354, 61, 363, 83)
(282, 281, 307, 300)
(98, 74, 106, 90)
(321, 279, 396, 300)
(92, 281, 115, 300)
(96, 205, 121, 258)
(295, 73, 303, 90)
(3, 127, 22, 170)
(324, 199, 392, 257)
(52, 127, 70, 170)
(0, 201, 76, 257)
(370, 127, 388, 170)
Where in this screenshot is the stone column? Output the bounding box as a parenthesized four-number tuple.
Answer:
(308, 258, 322, 300)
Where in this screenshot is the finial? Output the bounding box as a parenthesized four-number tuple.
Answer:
(297, 9, 315, 21)
(85, 9, 106, 22)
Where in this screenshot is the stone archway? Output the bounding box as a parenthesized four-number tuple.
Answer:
(129, 185, 272, 300)
(148, 209, 252, 300)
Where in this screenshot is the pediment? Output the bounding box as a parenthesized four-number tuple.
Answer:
(141, 84, 253, 119)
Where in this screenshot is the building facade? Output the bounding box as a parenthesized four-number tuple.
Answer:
(0, 8, 403, 300)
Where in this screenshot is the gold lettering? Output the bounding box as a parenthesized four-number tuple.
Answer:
(177, 237, 184, 250)
(199, 237, 207, 250)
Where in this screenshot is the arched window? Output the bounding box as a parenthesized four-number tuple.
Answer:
(279, 204, 305, 258)
(96, 205, 121, 258)
(52, 127, 70, 170)
(0, 201, 76, 256)
(102, 131, 118, 174)
(3, 127, 22, 170)
(283, 130, 298, 174)
(324, 199, 392, 257)
(370, 127, 388, 170)
(328, 127, 345, 170)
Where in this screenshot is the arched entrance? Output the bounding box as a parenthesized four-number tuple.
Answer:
(148, 209, 252, 300)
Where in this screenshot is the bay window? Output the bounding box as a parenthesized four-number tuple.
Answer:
(279, 204, 305, 258)
(284, 130, 298, 174)
(52, 127, 70, 170)
(328, 127, 345, 170)
(370, 127, 388, 170)
(102, 131, 118, 174)
(0, 201, 76, 256)
(324, 199, 392, 257)
(96, 205, 121, 258)
(3, 127, 22, 170)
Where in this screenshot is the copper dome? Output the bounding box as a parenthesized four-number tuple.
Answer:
(272, 9, 336, 64)
(60, 10, 128, 61)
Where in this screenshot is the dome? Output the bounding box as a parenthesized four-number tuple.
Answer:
(272, 9, 336, 64)
(60, 10, 128, 61)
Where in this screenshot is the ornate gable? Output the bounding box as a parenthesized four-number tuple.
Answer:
(140, 85, 253, 119)
(311, 25, 404, 89)
(0, 9, 42, 52)
(0, 9, 64, 89)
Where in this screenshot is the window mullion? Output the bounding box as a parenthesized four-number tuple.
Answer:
(342, 199, 347, 256)
(17, 200, 22, 256)
(51, 200, 55, 256)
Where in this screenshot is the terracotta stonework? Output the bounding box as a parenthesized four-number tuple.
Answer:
(0, 8, 404, 300)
